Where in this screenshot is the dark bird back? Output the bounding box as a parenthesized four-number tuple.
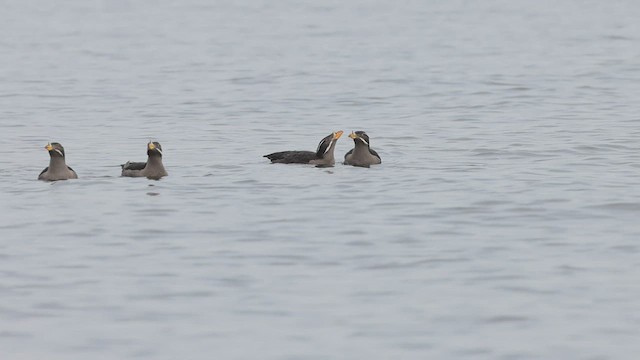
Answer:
(263, 131, 344, 166)
(263, 151, 318, 164)
(121, 161, 147, 171)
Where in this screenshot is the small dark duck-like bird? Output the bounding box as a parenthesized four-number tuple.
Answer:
(344, 131, 381, 167)
(121, 141, 168, 180)
(38, 142, 78, 181)
(264, 131, 344, 167)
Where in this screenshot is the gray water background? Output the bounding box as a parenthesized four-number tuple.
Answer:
(1, 0, 640, 359)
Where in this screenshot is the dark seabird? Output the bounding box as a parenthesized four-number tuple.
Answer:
(38, 142, 78, 181)
(121, 141, 168, 180)
(344, 131, 382, 167)
(264, 131, 344, 167)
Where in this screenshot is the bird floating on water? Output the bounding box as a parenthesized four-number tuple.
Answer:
(38, 142, 78, 181)
(264, 131, 344, 167)
(121, 141, 168, 180)
(344, 131, 381, 167)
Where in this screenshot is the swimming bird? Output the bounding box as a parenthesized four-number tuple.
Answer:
(344, 131, 381, 167)
(264, 131, 344, 167)
(121, 141, 168, 180)
(38, 142, 78, 181)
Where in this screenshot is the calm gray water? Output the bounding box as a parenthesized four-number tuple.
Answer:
(1, 0, 639, 359)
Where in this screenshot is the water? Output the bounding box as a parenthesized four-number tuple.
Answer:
(1, 0, 640, 359)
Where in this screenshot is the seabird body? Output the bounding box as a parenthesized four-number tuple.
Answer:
(121, 142, 168, 180)
(344, 131, 381, 167)
(264, 131, 343, 167)
(38, 142, 78, 181)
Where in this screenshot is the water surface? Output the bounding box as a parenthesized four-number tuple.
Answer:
(1, 1, 640, 359)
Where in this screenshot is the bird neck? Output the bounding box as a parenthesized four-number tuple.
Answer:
(321, 142, 336, 161)
(147, 155, 165, 169)
(48, 156, 67, 171)
(352, 141, 370, 155)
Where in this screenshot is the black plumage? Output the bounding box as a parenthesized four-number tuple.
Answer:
(263, 151, 318, 164)
(121, 162, 147, 171)
(264, 131, 343, 167)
